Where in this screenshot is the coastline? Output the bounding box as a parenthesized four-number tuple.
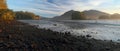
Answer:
(0, 20, 120, 51)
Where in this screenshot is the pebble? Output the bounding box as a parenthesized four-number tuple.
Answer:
(0, 21, 119, 51)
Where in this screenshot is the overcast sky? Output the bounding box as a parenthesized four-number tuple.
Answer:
(7, 0, 120, 17)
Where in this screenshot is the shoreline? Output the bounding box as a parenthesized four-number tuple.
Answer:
(0, 20, 120, 51)
(20, 20, 120, 42)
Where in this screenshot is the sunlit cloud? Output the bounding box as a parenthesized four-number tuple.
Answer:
(88, 0, 110, 6)
(7, 0, 120, 17)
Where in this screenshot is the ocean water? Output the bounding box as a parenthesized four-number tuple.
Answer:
(19, 20, 120, 42)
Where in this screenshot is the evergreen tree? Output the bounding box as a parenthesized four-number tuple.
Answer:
(72, 11, 86, 20)
(15, 11, 36, 20)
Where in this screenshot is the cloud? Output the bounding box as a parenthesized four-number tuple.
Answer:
(7, 0, 119, 17)
(88, 0, 113, 6)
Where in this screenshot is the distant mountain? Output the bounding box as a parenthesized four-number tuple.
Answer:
(99, 13, 120, 19)
(40, 17, 48, 20)
(83, 10, 110, 19)
(99, 15, 110, 19)
(53, 10, 73, 20)
(53, 10, 86, 20)
(53, 10, 110, 20)
(110, 13, 120, 19)
(40, 17, 53, 20)
(53, 10, 120, 20)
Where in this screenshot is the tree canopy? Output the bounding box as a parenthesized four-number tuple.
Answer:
(15, 11, 36, 20)
(72, 11, 86, 20)
(0, 9, 15, 21)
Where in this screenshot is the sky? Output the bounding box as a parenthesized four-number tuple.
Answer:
(7, 0, 120, 18)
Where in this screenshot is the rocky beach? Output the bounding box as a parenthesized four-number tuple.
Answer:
(0, 20, 120, 51)
(0, 0, 120, 51)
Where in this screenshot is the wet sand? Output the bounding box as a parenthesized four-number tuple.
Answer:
(0, 20, 120, 51)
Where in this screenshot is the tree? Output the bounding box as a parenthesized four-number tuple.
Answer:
(0, 9, 15, 21)
(99, 15, 110, 19)
(15, 11, 36, 20)
(72, 11, 86, 20)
